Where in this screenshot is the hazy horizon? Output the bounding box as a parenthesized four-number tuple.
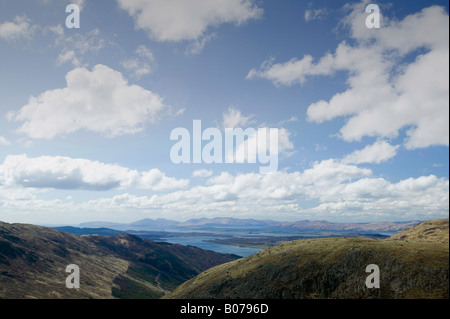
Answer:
(26, 216, 426, 229)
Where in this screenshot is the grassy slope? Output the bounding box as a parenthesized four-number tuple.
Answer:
(386, 218, 449, 243)
(0, 222, 237, 299)
(0, 222, 129, 299)
(165, 219, 449, 299)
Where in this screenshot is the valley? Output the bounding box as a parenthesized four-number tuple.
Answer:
(0, 221, 238, 299)
(1, 218, 447, 299)
(59, 217, 415, 256)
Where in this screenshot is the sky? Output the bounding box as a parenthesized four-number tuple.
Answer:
(0, 0, 448, 225)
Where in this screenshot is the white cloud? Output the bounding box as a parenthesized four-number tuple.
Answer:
(185, 33, 217, 55)
(0, 154, 136, 190)
(247, 54, 335, 86)
(0, 136, 10, 146)
(192, 169, 213, 178)
(0, 154, 188, 191)
(140, 169, 189, 191)
(54, 29, 107, 67)
(0, 156, 447, 222)
(11, 64, 167, 139)
(220, 107, 295, 166)
(174, 108, 186, 117)
(121, 58, 152, 78)
(72, 0, 85, 10)
(248, 4, 449, 149)
(116, 0, 262, 42)
(77, 162, 448, 221)
(310, 175, 449, 220)
(342, 141, 400, 164)
(277, 116, 299, 127)
(121, 45, 156, 78)
(278, 128, 295, 155)
(0, 15, 37, 41)
(56, 50, 81, 66)
(45, 24, 64, 37)
(135, 45, 154, 60)
(222, 107, 255, 129)
(204, 159, 372, 201)
(304, 8, 327, 22)
(226, 127, 294, 164)
(0, 14, 107, 67)
(80, 160, 371, 216)
(300, 159, 372, 189)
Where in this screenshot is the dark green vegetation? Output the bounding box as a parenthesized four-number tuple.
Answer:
(0, 222, 238, 299)
(165, 219, 449, 299)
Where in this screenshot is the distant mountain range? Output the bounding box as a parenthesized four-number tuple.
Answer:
(79, 217, 420, 232)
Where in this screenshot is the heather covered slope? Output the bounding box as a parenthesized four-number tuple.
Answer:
(165, 219, 449, 299)
(0, 221, 237, 299)
(386, 219, 449, 243)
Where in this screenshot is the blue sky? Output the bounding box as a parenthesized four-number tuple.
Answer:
(0, 0, 448, 225)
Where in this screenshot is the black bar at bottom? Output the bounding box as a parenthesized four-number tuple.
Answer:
(0, 299, 447, 318)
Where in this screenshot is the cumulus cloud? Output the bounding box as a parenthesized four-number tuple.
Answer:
(75, 161, 448, 221)
(140, 169, 189, 191)
(11, 64, 167, 139)
(116, 0, 262, 42)
(219, 108, 295, 166)
(79, 160, 372, 215)
(226, 127, 294, 165)
(0, 154, 188, 191)
(192, 169, 213, 178)
(248, 3, 449, 149)
(310, 175, 449, 220)
(0, 155, 447, 221)
(342, 141, 400, 164)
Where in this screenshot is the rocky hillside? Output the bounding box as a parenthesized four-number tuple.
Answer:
(386, 219, 449, 243)
(0, 221, 237, 299)
(165, 219, 449, 299)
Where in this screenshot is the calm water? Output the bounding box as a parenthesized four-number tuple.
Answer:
(161, 236, 262, 257)
(160, 229, 394, 257)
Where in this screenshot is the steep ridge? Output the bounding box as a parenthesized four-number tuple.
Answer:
(165, 219, 449, 299)
(0, 221, 237, 299)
